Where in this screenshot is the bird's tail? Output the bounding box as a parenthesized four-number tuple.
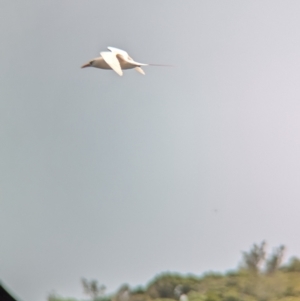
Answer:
(148, 63, 173, 67)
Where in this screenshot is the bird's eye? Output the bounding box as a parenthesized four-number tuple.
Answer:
(90, 61, 94, 65)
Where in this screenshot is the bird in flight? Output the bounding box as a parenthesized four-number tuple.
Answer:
(81, 47, 169, 76)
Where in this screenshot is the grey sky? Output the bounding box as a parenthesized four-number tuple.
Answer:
(1, 1, 300, 300)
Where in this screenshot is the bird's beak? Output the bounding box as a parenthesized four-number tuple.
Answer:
(81, 63, 90, 68)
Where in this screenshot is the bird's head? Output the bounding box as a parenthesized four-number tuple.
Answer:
(81, 60, 94, 68)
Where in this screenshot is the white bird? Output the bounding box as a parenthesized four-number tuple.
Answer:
(81, 47, 169, 76)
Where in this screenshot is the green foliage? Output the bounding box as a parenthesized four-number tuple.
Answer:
(282, 257, 300, 272)
(146, 273, 199, 299)
(52, 243, 300, 301)
(241, 241, 266, 274)
(131, 287, 146, 295)
(265, 245, 285, 275)
(81, 278, 106, 301)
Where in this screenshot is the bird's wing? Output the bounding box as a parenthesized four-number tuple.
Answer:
(107, 47, 128, 56)
(120, 55, 148, 66)
(100, 51, 123, 76)
(108, 47, 148, 66)
(135, 67, 145, 75)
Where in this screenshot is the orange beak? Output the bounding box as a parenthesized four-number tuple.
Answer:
(81, 63, 90, 68)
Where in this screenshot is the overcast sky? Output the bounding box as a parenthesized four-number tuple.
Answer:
(2, 1, 300, 300)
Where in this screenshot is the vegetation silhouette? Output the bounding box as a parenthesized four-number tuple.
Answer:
(0, 284, 18, 301)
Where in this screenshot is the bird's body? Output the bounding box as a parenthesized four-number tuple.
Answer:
(82, 47, 148, 76)
(91, 57, 139, 70)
